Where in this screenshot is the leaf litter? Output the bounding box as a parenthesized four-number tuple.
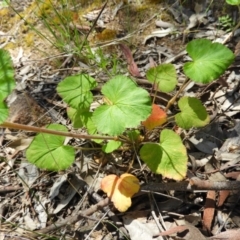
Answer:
(1, 0, 240, 239)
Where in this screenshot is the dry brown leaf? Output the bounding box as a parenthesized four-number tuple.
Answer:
(203, 190, 216, 232)
(119, 43, 141, 77)
(210, 229, 240, 240)
(7, 92, 52, 126)
(217, 190, 230, 207)
(153, 225, 188, 237)
(128, 61, 141, 77)
(180, 221, 206, 240)
(6, 138, 33, 159)
(234, 40, 240, 56)
(148, 56, 157, 68)
(225, 171, 240, 179)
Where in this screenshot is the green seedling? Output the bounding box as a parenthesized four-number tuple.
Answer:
(219, 15, 235, 32)
(224, 0, 240, 42)
(0, 39, 235, 180)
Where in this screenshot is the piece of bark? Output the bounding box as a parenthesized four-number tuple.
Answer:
(203, 191, 216, 232)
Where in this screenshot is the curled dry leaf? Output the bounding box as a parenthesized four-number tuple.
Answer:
(101, 173, 140, 212)
(142, 104, 167, 130)
(119, 43, 141, 77)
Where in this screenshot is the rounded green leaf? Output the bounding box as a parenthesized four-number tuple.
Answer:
(140, 129, 187, 180)
(93, 75, 152, 135)
(57, 74, 97, 109)
(175, 96, 210, 129)
(146, 64, 177, 92)
(26, 124, 75, 171)
(183, 39, 235, 83)
(226, 0, 240, 5)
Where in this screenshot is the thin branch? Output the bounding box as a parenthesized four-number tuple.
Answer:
(0, 186, 23, 193)
(141, 178, 240, 192)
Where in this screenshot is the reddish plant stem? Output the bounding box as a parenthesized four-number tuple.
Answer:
(1, 121, 117, 141)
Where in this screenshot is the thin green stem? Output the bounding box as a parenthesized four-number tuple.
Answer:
(166, 115, 175, 121)
(74, 146, 102, 151)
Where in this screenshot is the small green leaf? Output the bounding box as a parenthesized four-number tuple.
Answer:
(0, 49, 15, 97)
(146, 64, 177, 92)
(0, 98, 9, 123)
(226, 0, 240, 5)
(0, 49, 15, 123)
(127, 130, 141, 142)
(67, 107, 84, 128)
(26, 124, 75, 171)
(140, 129, 187, 180)
(102, 140, 122, 153)
(93, 75, 151, 135)
(67, 107, 102, 143)
(183, 39, 235, 83)
(57, 74, 97, 109)
(67, 107, 93, 129)
(175, 96, 210, 129)
(0, 1, 9, 7)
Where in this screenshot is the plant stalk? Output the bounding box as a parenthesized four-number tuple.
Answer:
(165, 78, 190, 112)
(1, 121, 118, 141)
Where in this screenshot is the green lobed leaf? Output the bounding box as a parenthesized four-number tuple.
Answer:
(226, 0, 240, 5)
(175, 96, 210, 129)
(183, 39, 235, 83)
(93, 75, 152, 135)
(140, 129, 187, 180)
(102, 140, 122, 153)
(57, 74, 97, 109)
(26, 124, 75, 171)
(146, 64, 177, 92)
